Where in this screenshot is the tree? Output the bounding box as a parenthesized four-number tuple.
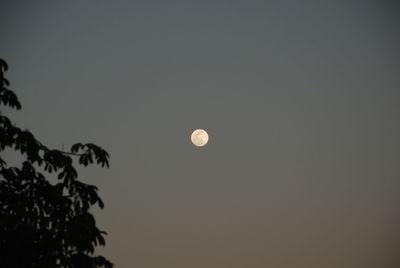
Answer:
(0, 59, 113, 268)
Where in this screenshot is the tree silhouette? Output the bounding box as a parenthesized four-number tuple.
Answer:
(0, 59, 113, 268)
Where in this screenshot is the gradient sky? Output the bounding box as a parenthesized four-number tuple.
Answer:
(1, 1, 400, 267)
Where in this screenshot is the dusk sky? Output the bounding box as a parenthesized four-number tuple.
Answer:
(1, 1, 400, 267)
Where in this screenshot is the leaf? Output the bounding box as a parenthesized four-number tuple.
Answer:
(0, 58, 8, 71)
(70, 142, 82, 153)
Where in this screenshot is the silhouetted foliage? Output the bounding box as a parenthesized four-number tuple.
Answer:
(0, 59, 113, 268)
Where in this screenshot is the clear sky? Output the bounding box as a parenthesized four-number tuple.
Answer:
(1, 1, 400, 267)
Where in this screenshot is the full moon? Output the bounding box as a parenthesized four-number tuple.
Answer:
(191, 129, 209, 147)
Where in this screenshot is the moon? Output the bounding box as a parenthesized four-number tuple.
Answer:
(191, 129, 209, 147)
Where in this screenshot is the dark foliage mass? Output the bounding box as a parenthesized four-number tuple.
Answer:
(0, 59, 113, 268)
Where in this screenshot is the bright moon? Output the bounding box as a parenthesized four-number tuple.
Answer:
(191, 129, 209, 147)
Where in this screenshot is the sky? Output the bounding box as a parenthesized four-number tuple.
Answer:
(1, 1, 400, 267)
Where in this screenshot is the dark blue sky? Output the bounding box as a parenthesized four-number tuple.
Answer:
(1, 1, 400, 267)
